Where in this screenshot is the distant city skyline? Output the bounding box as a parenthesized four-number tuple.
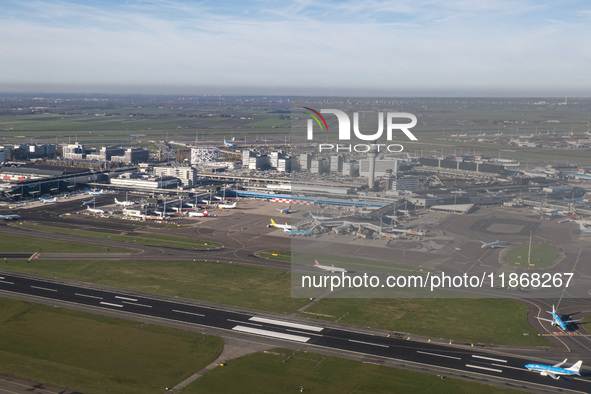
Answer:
(1, 0, 590, 96)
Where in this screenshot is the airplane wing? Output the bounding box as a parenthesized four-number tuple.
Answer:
(547, 372, 559, 380)
(535, 317, 555, 324)
(552, 359, 567, 368)
(563, 319, 580, 323)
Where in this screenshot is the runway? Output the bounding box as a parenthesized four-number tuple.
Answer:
(1, 271, 589, 394)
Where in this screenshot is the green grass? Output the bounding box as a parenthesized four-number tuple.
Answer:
(183, 348, 524, 394)
(0, 233, 129, 253)
(505, 243, 557, 268)
(0, 297, 223, 394)
(300, 298, 550, 346)
(2, 259, 307, 314)
(22, 224, 220, 250)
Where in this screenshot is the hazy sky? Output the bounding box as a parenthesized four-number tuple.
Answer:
(1, 0, 590, 95)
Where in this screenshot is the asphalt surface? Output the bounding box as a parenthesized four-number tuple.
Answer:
(0, 271, 590, 394)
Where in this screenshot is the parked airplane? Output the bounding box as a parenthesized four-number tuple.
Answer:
(0, 214, 21, 220)
(284, 228, 315, 236)
(188, 210, 209, 217)
(525, 359, 582, 380)
(81, 198, 95, 206)
(481, 238, 503, 249)
(86, 206, 106, 214)
(269, 219, 292, 230)
(114, 198, 134, 206)
(218, 201, 237, 209)
(314, 259, 347, 273)
(563, 193, 589, 202)
(40, 197, 57, 203)
(223, 138, 234, 147)
(86, 189, 104, 195)
(535, 305, 580, 331)
(277, 205, 291, 214)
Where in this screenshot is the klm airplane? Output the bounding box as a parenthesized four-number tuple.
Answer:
(525, 359, 582, 380)
(283, 228, 315, 236)
(535, 305, 579, 331)
(480, 238, 503, 249)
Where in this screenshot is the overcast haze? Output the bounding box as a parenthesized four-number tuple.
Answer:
(1, 0, 590, 96)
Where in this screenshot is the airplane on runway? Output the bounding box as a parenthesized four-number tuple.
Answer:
(269, 219, 292, 230)
(284, 228, 315, 236)
(81, 198, 95, 206)
(535, 305, 580, 331)
(188, 210, 209, 217)
(563, 193, 589, 202)
(86, 189, 104, 195)
(86, 206, 106, 214)
(40, 197, 57, 203)
(224, 138, 234, 147)
(314, 259, 347, 273)
(0, 214, 21, 220)
(114, 198, 135, 206)
(525, 359, 582, 380)
(218, 201, 237, 209)
(277, 205, 291, 214)
(481, 238, 504, 249)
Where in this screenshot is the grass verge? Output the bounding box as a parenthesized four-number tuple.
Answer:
(0, 233, 129, 253)
(0, 297, 223, 394)
(182, 348, 524, 394)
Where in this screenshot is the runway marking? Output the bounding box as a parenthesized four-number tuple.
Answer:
(75, 293, 103, 300)
(466, 364, 503, 373)
(100, 302, 123, 308)
(348, 339, 389, 348)
(285, 328, 324, 337)
(173, 309, 204, 317)
(492, 363, 524, 371)
(0, 276, 4, 279)
(249, 316, 323, 332)
(0, 280, 14, 285)
(227, 319, 262, 327)
(115, 296, 138, 302)
(472, 354, 507, 363)
(232, 325, 310, 343)
(122, 301, 152, 308)
(417, 351, 461, 360)
(30, 285, 57, 292)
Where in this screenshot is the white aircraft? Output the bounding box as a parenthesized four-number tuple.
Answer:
(269, 218, 292, 230)
(218, 201, 237, 209)
(188, 210, 209, 217)
(85, 189, 104, 195)
(525, 359, 582, 380)
(481, 238, 503, 249)
(86, 206, 106, 214)
(40, 197, 57, 203)
(0, 214, 21, 220)
(114, 198, 135, 206)
(277, 205, 291, 214)
(535, 305, 580, 331)
(314, 259, 347, 273)
(81, 198, 95, 206)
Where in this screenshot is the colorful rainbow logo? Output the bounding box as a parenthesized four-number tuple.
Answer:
(304, 107, 328, 132)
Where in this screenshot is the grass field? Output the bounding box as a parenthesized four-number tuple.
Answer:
(300, 298, 550, 346)
(0, 298, 223, 394)
(506, 243, 557, 268)
(183, 348, 524, 394)
(22, 223, 220, 250)
(2, 259, 308, 314)
(0, 233, 130, 253)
